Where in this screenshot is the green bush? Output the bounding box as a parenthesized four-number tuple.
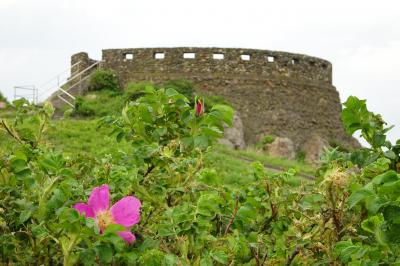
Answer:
(256, 134, 276, 149)
(73, 96, 95, 116)
(2, 94, 400, 265)
(0, 91, 8, 104)
(0, 91, 6, 100)
(125, 82, 154, 101)
(295, 150, 305, 162)
(88, 69, 120, 92)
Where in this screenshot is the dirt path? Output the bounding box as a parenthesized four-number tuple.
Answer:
(234, 155, 315, 180)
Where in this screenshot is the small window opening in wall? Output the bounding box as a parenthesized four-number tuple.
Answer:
(291, 58, 299, 65)
(241, 54, 251, 61)
(154, 52, 165, 59)
(213, 53, 224, 60)
(183, 52, 195, 59)
(125, 53, 133, 60)
(267, 56, 275, 63)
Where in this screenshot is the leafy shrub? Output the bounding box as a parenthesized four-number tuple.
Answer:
(73, 96, 95, 116)
(125, 82, 154, 101)
(2, 94, 400, 265)
(88, 69, 120, 92)
(0, 91, 8, 103)
(256, 134, 276, 149)
(295, 150, 305, 162)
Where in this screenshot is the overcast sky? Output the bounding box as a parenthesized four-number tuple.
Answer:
(1, 0, 399, 142)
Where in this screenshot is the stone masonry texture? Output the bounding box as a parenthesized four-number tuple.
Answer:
(69, 47, 360, 150)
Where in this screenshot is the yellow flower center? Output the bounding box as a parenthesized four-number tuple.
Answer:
(96, 210, 114, 233)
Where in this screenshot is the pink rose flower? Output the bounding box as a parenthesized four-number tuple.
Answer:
(195, 99, 204, 116)
(73, 184, 141, 244)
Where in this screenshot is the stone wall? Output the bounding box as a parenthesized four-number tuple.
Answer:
(69, 47, 359, 150)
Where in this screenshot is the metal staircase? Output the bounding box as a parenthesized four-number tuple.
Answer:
(14, 61, 100, 108)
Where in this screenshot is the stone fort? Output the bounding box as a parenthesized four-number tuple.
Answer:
(66, 47, 359, 153)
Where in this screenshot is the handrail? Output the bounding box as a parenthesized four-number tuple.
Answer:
(68, 61, 100, 82)
(39, 61, 99, 99)
(13, 85, 38, 104)
(58, 88, 76, 100)
(58, 74, 91, 95)
(58, 95, 74, 108)
(37, 61, 81, 93)
(13, 60, 100, 107)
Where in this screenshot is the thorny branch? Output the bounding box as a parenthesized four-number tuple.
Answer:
(285, 247, 300, 266)
(224, 194, 240, 236)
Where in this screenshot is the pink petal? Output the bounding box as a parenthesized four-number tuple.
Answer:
(73, 203, 95, 218)
(117, 231, 136, 244)
(88, 184, 110, 214)
(110, 196, 141, 227)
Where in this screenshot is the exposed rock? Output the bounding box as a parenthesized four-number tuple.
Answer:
(219, 112, 246, 149)
(86, 94, 97, 100)
(302, 134, 329, 164)
(266, 137, 295, 160)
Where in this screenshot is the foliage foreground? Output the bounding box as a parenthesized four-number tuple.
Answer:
(1, 88, 400, 265)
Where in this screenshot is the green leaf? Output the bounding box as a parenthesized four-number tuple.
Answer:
(103, 224, 126, 234)
(194, 135, 209, 148)
(378, 180, 400, 200)
(11, 158, 30, 176)
(140, 249, 165, 266)
(32, 223, 47, 239)
(43, 101, 55, 117)
(383, 205, 400, 224)
(157, 223, 176, 237)
(365, 196, 387, 214)
(371, 170, 399, 185)
(171, 204, 195, 224)
(361, 215, 383, 234)
(342, 96, 369, 135)
(200, 255, 213, 266)
(236, 203, 257, 225)
(19, 210, 32, 224)
(383, 150, 396, 160)
(165, 88, 179, 97)
(348, 189, 375, 209)
(96, 244, 113, 264)
(196, 193, 221, 217)
(211, 104, 234, 126)
(361, 215, 389, 247)
(334, 240, 360, 263)
(210, 251, 228, 264)
(373, 133, 386, 147)
(80, 249, 96, 266)
(163, 254, 180, 266)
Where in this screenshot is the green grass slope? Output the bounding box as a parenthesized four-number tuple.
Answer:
(1, 115, 315, 184)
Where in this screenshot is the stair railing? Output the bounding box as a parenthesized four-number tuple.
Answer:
(14, 60, 101, 108)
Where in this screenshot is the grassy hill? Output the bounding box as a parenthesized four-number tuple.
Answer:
(0, 92, 315, 187)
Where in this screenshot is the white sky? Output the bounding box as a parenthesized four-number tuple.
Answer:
(1, 0, 399, 142)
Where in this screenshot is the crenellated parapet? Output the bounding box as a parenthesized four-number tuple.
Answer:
(100, 47, 332, 85)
